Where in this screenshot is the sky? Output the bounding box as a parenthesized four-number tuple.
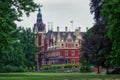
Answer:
(16, 0, 94, 32)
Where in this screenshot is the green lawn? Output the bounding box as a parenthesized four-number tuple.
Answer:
(0, 72, 120, 80)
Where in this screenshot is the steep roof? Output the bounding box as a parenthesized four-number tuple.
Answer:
(33, 7, 45, 32)
(45, 30, 85, 41)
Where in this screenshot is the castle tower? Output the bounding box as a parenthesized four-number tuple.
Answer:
(33, 5, 46, 71)
(33, 5, 46, 47)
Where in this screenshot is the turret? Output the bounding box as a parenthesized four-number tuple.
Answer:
(33, 5, 46, 32)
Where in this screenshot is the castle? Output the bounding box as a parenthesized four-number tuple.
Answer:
(33, 7, 85, 66)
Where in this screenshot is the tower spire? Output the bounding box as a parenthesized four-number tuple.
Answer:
(37, 4, 43, 22)
(38, 4, 42, 13)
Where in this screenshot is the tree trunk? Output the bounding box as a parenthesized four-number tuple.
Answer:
(97, 66, 100, 73)
(106, 67, 109, 74)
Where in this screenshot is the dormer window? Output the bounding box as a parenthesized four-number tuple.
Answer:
(68, 43, 71, 48)
(68, 39, 72, 42)
(71, 51, 75, 56)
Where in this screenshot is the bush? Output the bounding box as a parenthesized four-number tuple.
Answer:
(64, 64, 73, 68)
(80, 65, 92, 72)
(1, 65, 25, 72)
(80, 55, 92, 72)
(41, 66, 50, 70)
(41, 64, 80, 71)
(80, 62, 92, 73)
(24, 66, 36, 72)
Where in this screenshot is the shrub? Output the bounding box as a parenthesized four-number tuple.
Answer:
(41, 66, 49, 70)
(41, 64, 80, 71)
(1, 65, 25, 72)
(80, 65, 92, 72)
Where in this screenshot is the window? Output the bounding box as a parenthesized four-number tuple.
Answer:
(71, 51, 75, 56)
(76, 44, 78, 47)
(68, 43, 71, 48)
(72, 59, 75, 64)
(61, 44, 64, 47)
(65, 59, 69, 64)
(68, 39, 72, 42)
(65, 51, 68, 56)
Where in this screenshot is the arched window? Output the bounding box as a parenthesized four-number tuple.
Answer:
(71, 51, 75, 56)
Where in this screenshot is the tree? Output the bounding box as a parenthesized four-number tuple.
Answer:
(18, 27, 38, 68)
(101, 0, 120, 73)
(81, 0, 112, 73)
(80, 54, 92, 72)
(0, 0, 38, 72)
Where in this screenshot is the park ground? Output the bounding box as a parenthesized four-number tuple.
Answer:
(0, 72, 120, 80)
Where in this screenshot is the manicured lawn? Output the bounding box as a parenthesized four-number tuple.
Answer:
(0, 72, 120, 80)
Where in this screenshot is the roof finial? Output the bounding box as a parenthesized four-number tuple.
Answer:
(38, 4, 43, 13)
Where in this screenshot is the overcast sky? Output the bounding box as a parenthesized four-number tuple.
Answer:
(16, 0, 94, 32)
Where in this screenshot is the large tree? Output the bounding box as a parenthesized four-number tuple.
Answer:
(0, 0, 38, 72)
(81, 0, 112, 73)
(18, 27, 38, 68)
(101, 0, 120, 73)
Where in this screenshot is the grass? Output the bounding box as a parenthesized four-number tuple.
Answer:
(0, 72, 120, 80)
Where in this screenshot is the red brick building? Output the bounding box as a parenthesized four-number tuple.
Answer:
(33, 7, 85, 66)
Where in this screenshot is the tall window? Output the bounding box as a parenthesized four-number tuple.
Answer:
(65, 51, 68, 56)
(71, 51, 75, 56)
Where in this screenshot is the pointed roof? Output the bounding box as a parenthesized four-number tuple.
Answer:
(45, 31, 85, 41)
(37, 5, 43, 22)
(33, 5, 45, 32)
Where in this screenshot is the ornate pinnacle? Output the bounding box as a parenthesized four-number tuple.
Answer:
(38, 4, 43, 12)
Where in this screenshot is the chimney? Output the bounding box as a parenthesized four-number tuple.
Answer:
(78, 27, 81, 32)
(86, 27, 89, 31)
(65, 27, 68, 32)
(57, 26, 59, 32)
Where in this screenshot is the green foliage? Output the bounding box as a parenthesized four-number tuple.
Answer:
(41, 64, 79, 71)
(80, 65, 92, 73)
(41, 65, 61, 70)
(25, 66, 36, 72)
(80, 55, 92, 72)
(64, 64, 79, 68)
(101, 0, 120, 70)
(18, 27, 38, 68)
(86, 27, 93, 36)
(81, 0, 112, 74)
(1, 65, 25, 72)
(0, 0, 38, 72)
(0, 27, 38, 72)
